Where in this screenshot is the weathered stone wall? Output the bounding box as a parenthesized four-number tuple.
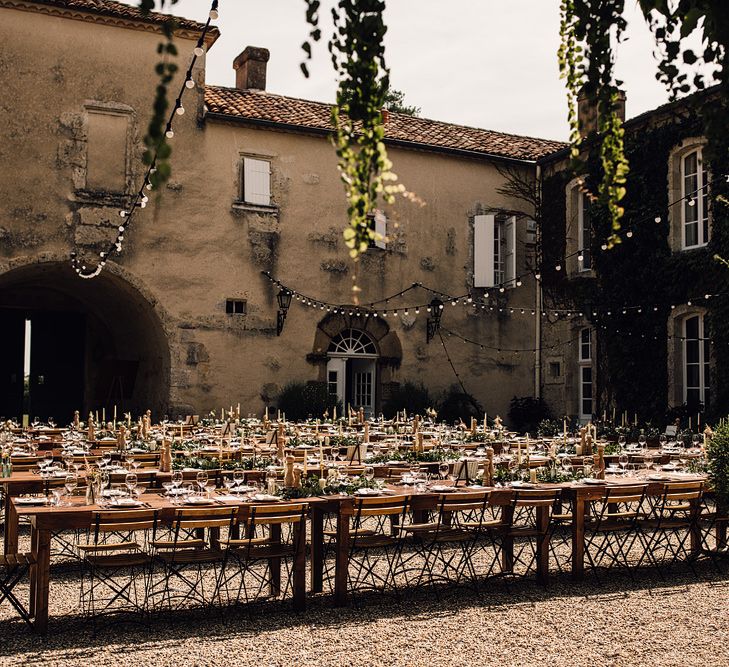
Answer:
(0, 3, 542, 420)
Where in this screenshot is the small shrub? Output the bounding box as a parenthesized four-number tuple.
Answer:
(708, 420, 729, 516)
(437, 385, 483, 424)
(383, 381, 434, 418)
(508, 396, 553, 434)
(276, 382, 340, 421)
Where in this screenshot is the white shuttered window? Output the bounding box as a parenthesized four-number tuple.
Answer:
(243, 157, 271, 205)
(474, 214, 517, 288)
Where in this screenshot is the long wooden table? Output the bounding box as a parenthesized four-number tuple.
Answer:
(7, 474, 709, 632)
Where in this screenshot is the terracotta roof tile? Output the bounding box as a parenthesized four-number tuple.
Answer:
(204, 85, 566, 162)
(21, 0, 215, 34)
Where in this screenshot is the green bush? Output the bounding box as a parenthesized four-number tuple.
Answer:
(508, 396, 553, 434)
(276, 382, 341, 421)
(382, 381, 434, 418)
(708, 421, 729, 516)
(437, 385, 483, 424)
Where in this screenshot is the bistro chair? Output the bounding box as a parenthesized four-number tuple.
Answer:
(324, 494, 411, 602)
(400, 490, 493, 595)
(215, 502, 309, 611)
(499, 488, 561, 582)
(78, 509, 158, 629)
(149, 506, 236, 613)
(0, 552, 35, 628)
(584, 484, 648, 584)
(638, 480, 704, 579)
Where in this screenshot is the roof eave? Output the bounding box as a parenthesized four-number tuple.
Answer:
(204, 111, 542, 166)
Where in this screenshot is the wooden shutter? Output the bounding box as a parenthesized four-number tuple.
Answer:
(374, 210, 387, 249)
(504, 215, 516, 287)
(474, 214, 495, 287)
(243, 157, 271, 205)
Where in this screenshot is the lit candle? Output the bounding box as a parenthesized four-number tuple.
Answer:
(113, 405, 117, 424)
(689, 417, 692, 431)
(265, 406, 269, 421)
(102, 408, 105, 423)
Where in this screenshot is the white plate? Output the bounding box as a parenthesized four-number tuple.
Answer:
(510, 481, 536, 489)
(430, 485, 456, 493)
(251, 493, 279, 502)
(102, 489, 126, 497)
(15, 496, 49, 506)
(184, 497, 215, 505)
(111, 499, 143, 508)
(583, 478, 607, 485)
(354, 488, 381, 496)
(648, 474, 670, 481)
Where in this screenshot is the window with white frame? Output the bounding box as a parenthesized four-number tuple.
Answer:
(682, 148, 710, 249)
(367, 209, 387, 249)
(683, 314, 710, 409)
(578, 190, 592, 271)
(241, 156, 272, 206)
(474, 213, 516, 288)
(579, 328, 593, 421)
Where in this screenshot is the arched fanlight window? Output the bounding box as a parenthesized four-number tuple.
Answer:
(328, 328, 377, 356)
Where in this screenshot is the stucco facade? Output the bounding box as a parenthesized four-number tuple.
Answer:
(0, 0, 560, 422)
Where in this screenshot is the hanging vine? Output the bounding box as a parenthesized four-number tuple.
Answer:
(558, 0, 629, 249)
(302, 0, 404, 265)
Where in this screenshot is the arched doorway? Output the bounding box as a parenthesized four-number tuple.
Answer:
(327, 329, 379, 417)
(309, 313, 403, 418)
(0, 261, 170, 423)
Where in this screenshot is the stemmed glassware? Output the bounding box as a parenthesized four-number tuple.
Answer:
(125, 472, 138, 498)
(618, 452, 629, 476)
(196, 471, 208, 495)
(171, 470, 183, 495)
(364, 466, 375, 483)
(233, 469, 244, 492)
(438, 462, 450, 480)
(64, 473, 78, 504)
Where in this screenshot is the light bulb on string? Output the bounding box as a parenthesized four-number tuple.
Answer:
(654, 216, 661, 223)
(209, 8, 219, 19)
(577, 253, 584, 263)
(516, 279, 522, 287)
(555, 264, 562, 271)
(185, 78, 195, 89)
(688, 198, 695, 207)
(176, 106, 185, 116)
(194, 45, 205, 57)
(626, 231, 633, 238)
(165, 129, 174, 139)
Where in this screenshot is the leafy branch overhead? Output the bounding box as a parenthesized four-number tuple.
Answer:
(303, 0, 405, 261)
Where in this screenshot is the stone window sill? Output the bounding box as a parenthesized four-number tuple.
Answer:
(232, 201, 279, 216)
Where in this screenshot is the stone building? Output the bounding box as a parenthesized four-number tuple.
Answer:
(538, 87, 729, 424)
(0, 0, 564, 422)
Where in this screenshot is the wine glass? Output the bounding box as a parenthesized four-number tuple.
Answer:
(63, 451, 74, 471)
(618, 452, 629, 476)
(171, 470, 183, 493)
(364, 466, 375, 483)
(222, 474, 235, 494)
(438, 462, 450, 480)
(337, 448, 347, 464)
(643, 451, 654, 474)
(196, 470, 208, 495)
(43, 450, 54, 469)
(618, 435, 627, 451)
(659, 434, 667, 450)
(582, 456, 594, 479)
(233, 469, 244, 491)
(101, 451, 112, 468)
(125, 453, 135, 470)
(125, 472, 138, 497)
(64, 473, 78, 503)
(561, 457, 573, 476)
(638, 434, 647, 451)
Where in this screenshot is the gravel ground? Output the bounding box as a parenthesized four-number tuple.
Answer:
(1, 527, 728, 667)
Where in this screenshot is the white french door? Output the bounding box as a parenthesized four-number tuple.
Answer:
(326, 357, 346, 408)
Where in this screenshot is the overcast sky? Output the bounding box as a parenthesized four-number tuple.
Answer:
(121, 1, 701, 141)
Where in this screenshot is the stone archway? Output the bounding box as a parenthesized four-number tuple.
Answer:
(0, 258, 171, 422)
(308, 312, 402, 415)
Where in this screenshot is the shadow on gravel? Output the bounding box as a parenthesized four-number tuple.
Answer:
(1, 557, 726, 661)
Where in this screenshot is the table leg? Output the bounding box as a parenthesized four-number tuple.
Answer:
(293, 522, 306, 611)
(310, 507, 324, 593)
(572, 496, 585, 580)
(334, 510, 350, 606)
(4, 494, 18, 555)
(269, 524, 281, 596)
(32, 527, 51, 633)
(536, 506, 549, 585)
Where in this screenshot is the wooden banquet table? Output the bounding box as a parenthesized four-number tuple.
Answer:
(7, 474, 707, 632)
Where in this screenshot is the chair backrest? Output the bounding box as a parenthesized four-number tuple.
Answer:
(512, 488, 561, 508)
(603, 484, 647, 505)
(243, 502, 308, 526)
(171, 506, 238, 532)
(439, 490, 491, 514)
(93, 509, 158, 537)
(355, 494, 411, 518)
(660, 480, 704, 504)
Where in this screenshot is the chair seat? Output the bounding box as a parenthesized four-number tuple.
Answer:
(401, 522, 439, 533)
(0, 553, 35, 567)
(228, 544, 296, 560)
(461, 518, 504, 530)
(79, 541, 140, 553)
(219, 536, 270, 547)
(85, 552, 152, 568)
(606, 511, 642, 519)
(156, 549, 224, 564)
(553, 513, 572, 521)
(323, 528, 376, 538)
(351, 534, 400, 549)
(152, 538, 206, 549)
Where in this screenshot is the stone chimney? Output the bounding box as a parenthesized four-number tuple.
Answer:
(233, 46, 270, 91)
(577, 87, 625, 138)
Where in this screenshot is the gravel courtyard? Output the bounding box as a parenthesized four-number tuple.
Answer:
(2, 560, 727, 667)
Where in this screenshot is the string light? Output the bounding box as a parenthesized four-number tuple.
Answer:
(71, 1, 218, 278)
